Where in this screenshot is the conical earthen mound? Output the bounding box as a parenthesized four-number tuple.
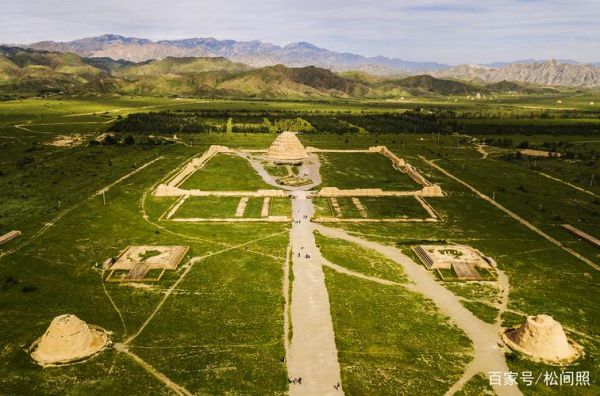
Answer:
(503, 314, 582, 363)
(30, 314, 109, 366)
(265, 131, 308, 161)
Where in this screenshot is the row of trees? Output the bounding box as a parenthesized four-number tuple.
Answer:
(108, 109, 600, 137)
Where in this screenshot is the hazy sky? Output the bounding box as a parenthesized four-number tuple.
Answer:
(2, 0, 599, 64)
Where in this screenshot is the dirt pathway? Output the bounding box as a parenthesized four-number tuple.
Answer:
(314, 224, 521, 396)
(287, 191, 343, 395)
(0, 156, 165, 260)
(322, 258, 399, 286)
(537, 171, 598, 198)
(475, 144, 489, 159)
(14, 123, 53, 135)
(61, 101, 209, 118)
(93, 156, 164, 198)
(100, 270, 128, 336)
(114, 343, 192, 396)
(421, 156, 599, 272)
(124, 230, 289, 345)
(236, 151, 322, 191)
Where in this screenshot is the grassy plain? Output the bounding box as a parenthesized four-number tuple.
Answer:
(269, 197, 292, 217)
(316, 232, 406, 283)
(0, 95, 599, 395)
(173, 196, 241, 218)
(243, 197, 265, 218)
(360, 196, 431, 219)
(319, 152, 421, 190)
(179, 154, 272, 191)
(323, 267, 472, 394)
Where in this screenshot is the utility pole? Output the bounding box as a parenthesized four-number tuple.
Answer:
(57, 200, 61, 209)
(102, 192, 106, 206)
(492, 192, 496, 202)
(591, 174, 595, 187)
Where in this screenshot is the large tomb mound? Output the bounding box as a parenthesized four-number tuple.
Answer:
(502, 314, 582, 364)
(265, 131, 309, 162)
(30, 314, 109, 366)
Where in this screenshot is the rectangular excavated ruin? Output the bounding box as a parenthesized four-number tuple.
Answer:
(105, 245, 189, 282)
(412, 244, 496, 281)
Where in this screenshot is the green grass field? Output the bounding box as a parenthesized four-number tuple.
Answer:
(324, 267, 472, 394)
(243, 197, 265, 218)
(360, 196, 432, 219)
(336, 197, 363, 218)
(179, 154, 272, 191)
(319, 152, 422, 190)
(0, 96, 599, 395)
(173, 196, 241, 218)
(316, 232, 406, 283)
(313, 197, 334, 217)
(269, 197, 292, 217)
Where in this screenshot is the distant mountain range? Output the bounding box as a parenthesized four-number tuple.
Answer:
(24, 34, 447, 75)
(4, 46, 558, 99)
(15, 34, 600, 88)
(434, 61, 600, 88)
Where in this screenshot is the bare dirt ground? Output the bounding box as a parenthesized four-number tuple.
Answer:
(45, 134, 84, 147)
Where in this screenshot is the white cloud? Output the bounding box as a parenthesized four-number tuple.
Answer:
(2, 0, 599, 64)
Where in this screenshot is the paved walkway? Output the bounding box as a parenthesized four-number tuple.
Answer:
(287, 191, 343, 395)
(314, 224, 521, 396)
(237, 151, 322, 191)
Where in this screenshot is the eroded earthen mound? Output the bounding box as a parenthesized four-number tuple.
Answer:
(265, 131, 309, 161)
(30, 314, 109, 366)
(503, 314, 582, 364)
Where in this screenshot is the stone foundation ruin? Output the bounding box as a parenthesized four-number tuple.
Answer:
(412, 244, 496, 280)
(106, 245, 188, 282)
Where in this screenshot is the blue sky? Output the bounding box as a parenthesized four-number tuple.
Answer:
(2, 0, 599, 64)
